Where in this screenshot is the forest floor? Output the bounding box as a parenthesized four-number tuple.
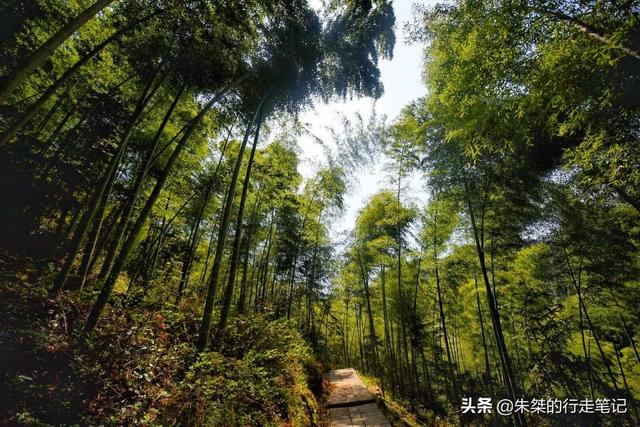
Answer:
(0, 254, 325, 426)
(0, 254, 425, 427)
(0, 256, 90, 425)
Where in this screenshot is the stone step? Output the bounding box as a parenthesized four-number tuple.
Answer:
(326, 368, 391, 427)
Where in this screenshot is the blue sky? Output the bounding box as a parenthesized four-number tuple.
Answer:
(298, 0, 430, 236)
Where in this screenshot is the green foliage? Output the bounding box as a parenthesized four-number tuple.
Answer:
(355, 191, 416, 253)
(324, 3, 640, 422)
(0, 280, 319, 426)
(3, 0, 640, 425)
(171, 316, 314, 426)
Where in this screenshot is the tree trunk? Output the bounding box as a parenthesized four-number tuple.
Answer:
(560, 243, 620, 391)
(575, 259, 595, 398)
(76, 173, 119, 288)
(50, 72, 161, 295)
(381, 265, 397, 395)
(36, 74, 135, 178)
(356, 246, 380, 375)
(85, 200, 126, 275)
(217, 103, 265, 331)
(237, 197, 262, 313)
(344, 298, 350, 366)
(82, 85, 230, 336)
(35, 82, 74, 135)
(613, 341, 639, 423)
(0, 0, 117, 103)
(620, 314, 640, 365)
(285, 184, 322, 319)
(305, 223, 321, 343)
(356, 304, 366, 372)
(197, 93, 265, 352)
(475, 272, 492, 383)
(435, 257, 455, 393)
(100, 83, 186, 281)
(43, 104, 76, 144)
(531, 6, 640, 60)
(0, 12, 159, 145)
(465, 182, 525, 427)
(395, 169, 413, 399)
(176, 125, 233, 302)
(199, 228, 217, 287)
(257, 212, 275, 310)
(237, 236, 251, 314)
(143, 215, 167, 296)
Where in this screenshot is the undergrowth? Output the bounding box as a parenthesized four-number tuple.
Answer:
(0, 271, 320, 426)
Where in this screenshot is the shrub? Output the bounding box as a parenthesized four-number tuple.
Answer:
(166, 315, 317, 426)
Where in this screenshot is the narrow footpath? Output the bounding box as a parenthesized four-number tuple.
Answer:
(327, 368, 391, 427)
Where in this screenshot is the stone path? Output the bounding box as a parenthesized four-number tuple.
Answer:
(327, 368, 391, 427)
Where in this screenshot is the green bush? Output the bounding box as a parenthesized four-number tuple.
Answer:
(161, 315, 317, 426)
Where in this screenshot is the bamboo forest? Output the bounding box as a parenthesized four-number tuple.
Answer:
(1, 0, 639, 426)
